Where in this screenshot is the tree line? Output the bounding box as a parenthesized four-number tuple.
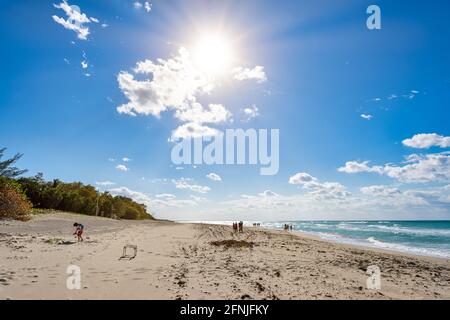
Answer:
(0, 148, 153, 220)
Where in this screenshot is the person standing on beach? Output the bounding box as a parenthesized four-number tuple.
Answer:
(238, 221, 243, 233)
(73, 223, 84, 242)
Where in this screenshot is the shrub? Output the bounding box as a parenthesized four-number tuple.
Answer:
(0, 178, 32, 220)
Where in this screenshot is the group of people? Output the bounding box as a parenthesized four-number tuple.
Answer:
(232, 221, 244, 233)
(283, 224, 293, 231)
(252, 223, 261, 227)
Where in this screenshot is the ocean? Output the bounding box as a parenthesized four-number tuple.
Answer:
(185, 220, 450, 259)
(261, 221, 450, 259)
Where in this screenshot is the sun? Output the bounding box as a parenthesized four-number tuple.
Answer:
(192, 33, 234, 76)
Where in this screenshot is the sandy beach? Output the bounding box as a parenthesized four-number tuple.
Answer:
(0, 212, 449, 300)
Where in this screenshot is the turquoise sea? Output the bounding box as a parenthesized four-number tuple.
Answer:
(262, 221, 450, 259)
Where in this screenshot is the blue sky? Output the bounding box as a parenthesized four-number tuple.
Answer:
(1, 0, 449, 220)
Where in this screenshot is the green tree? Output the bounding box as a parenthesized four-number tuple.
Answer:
(0, 148, 28, 178)
(15, 174, 153, 220)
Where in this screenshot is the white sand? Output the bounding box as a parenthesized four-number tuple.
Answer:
(1, 212, 449, 299)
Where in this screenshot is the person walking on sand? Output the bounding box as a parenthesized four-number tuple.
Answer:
(73, 223, 84, 242)
(239, 221, 243, 233)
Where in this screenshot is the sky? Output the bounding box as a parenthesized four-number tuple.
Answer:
(1, 0, 449, 221)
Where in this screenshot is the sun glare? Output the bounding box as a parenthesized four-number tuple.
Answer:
(193, 33, 234, 75)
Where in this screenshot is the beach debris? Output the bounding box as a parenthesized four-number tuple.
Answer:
(209, 239, 254, 249)
(119, 244, 137, 260)
(43, 238, 76, 245)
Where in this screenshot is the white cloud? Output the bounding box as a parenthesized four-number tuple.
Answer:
(190, 195, 207, 203)
(402, 133, 450, 149)
(173, 178, 210, 194)
(360, 185, 401, 197)
(289, 172, 316, 185)
(258, 190, 279, 197)
(360, 185, 450, 210)
(232, 66, 267, 83)
(359, 185, 436, 207)
(116, 47, 270, 141)
(170, 122, 221, 141)
(403, 92, 417, 99)
(289, 172, 350, 200)
(338, 161, 383, 174)
(174, 102, 231, 124)
(217, 181, 450, 221)
(133, 1, 152, 12)
(361, 114, 373, 120)
(206, 173, 222, 182)
(116, 48, 219, 122)
(339, 153, 450, 183)
(108, 186, 208, 214)
(108, 186, 151, 207)
(144, 1, 152, 12)
(81, 60, 88, 69)
(122, 157, 131, 162)
(388, 94, 398, 100)
(52, 1, 97, 40)
(382, 153, 450, 183)
(95, 181, 115, 186)
(116, 164, 129, 171)
(155, 193, 176, 200)
(243, 105, 259, 121)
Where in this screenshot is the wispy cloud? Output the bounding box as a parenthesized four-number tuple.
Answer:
(134, 1, 152, 12)
(96, 181, 115, 186)
(52, 1, 98, 40)
(243, 105, 259, 122)
(232, 66, 267, 83)
(173, 178, 210, 193)
(116, 164, 129, 171)
(206, 173, 222, 182)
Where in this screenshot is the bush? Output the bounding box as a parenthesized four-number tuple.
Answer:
(0, 178, 32, 220)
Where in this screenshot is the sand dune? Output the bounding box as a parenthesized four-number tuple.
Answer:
(0, 212, 449, 299)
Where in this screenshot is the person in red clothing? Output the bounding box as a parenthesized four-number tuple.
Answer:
(73, 223, 84, 242)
